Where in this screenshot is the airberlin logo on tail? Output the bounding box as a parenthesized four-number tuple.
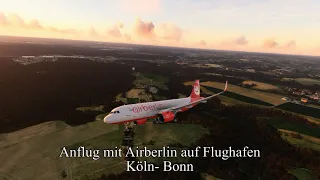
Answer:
(193, 80, 200, 96)
(130, 103, 164, 113)
(194, 86, 200, 95)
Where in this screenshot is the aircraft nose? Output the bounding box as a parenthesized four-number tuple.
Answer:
(103, 114, 114, 124)
(103, 115, 109, 123)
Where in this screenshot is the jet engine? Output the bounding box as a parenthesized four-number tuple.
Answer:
(134, 118, 147, 125)
(154, 111, 175, 124)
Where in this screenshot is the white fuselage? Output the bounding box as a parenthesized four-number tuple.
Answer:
(104, 97, 191, 124)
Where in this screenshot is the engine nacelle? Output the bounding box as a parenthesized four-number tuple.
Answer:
(154, 111, 176, 124)
(161, 111, 175, 123)
(134, 118, 147, 125)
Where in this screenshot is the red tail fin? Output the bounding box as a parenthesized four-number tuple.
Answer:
(189, 80, 200, 100)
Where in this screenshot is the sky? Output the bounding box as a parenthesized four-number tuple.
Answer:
(0, 0, 319, 56)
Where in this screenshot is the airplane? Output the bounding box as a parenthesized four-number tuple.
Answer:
(103, 80, 227, 129)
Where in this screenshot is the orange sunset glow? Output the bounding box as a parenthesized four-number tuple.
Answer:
(0, 0, 319, 56)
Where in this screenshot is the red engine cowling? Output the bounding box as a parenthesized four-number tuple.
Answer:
(135, 118, 147, 125)
(161, 111, 175, 123)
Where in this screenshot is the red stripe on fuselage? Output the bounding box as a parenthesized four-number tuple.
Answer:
(110, 115, 157, 124)
(180, 107, 190, 112)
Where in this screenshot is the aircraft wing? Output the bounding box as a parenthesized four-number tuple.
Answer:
(161, 81, 228, 113)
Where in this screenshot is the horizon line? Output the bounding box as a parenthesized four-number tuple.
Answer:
(0, 35, 319, 58)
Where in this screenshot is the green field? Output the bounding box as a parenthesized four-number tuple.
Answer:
(260, 117, 320, 138)
(190, 63, 223, 68)
(0, 120, 207, 180)
(218, 95, 250, 106)
(307, 103, 320, 109)
(288, 168, 317, 180)
(242, 80, 283, 92)
(190, 82, 273, 106)
(178, 93, 187, 98)
(142, 73, 169, 83)
(185, 81, 284, 105)
(295, 78, 320, 86)
(188, 81, 320, 125)
(203, 85, 273, 106)
(116, 72, 169, 103)
(201, 86, 248, 106)
(133, 122, 208, 163)
(127, 97, 140, 103)
(133, 72, 151, 87)
(116, 93, 140, 104)
(202, 81, 284, 105)
(152, 94, 167, 100)
(76, 105, 105, 112)
(115, 93, 128, 103)
(202, 173, 222, 180)
(301, 115, 320, 125)
(133, 72, 168, 90)
(282, 78, 320, 86)
(68, 122, 208, 179)
(95, 113, 107, 121)
(125, 88, 152, 102)
(280, 130, 320, 151)
(276, 102, 320, 119)
(282, 78, 294, 81)
(0, 120, 116, 180)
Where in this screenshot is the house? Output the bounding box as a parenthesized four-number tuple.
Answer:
(301, 98, 308, 103)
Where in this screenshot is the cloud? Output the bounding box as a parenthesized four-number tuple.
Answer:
(118, 22, 124, 29)
(0, 12, 8, 26)
(159, 23, 183, 42)
(28, 19, 43, 29)
(124, 33, 131, 41)
(284, 40, 296, 48)
(121, 0, 161, 14)
(221, 36, 248, 46)
(263, 39, 278, 48)
(134, 18, 155, 38)
(49, 28, 78, 34)
(6, 13, 43, 30)
(89, 26, 98, 37)
(107, 25, 123, 38)
(262, 39, 297, 49)
(234, 36, 248, 45)
(6, 13, 26, 27)
(199, 40, 206, 46)
(0, 12, 77, 34)
(106, 23, 131, 41)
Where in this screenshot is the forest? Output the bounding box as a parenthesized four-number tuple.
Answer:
(0, 58, 134, 132)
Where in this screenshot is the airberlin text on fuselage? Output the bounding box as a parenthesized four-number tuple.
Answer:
(130, 103, 164, 113)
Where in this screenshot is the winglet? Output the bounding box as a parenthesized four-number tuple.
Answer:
(224, 81, 228, 91)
